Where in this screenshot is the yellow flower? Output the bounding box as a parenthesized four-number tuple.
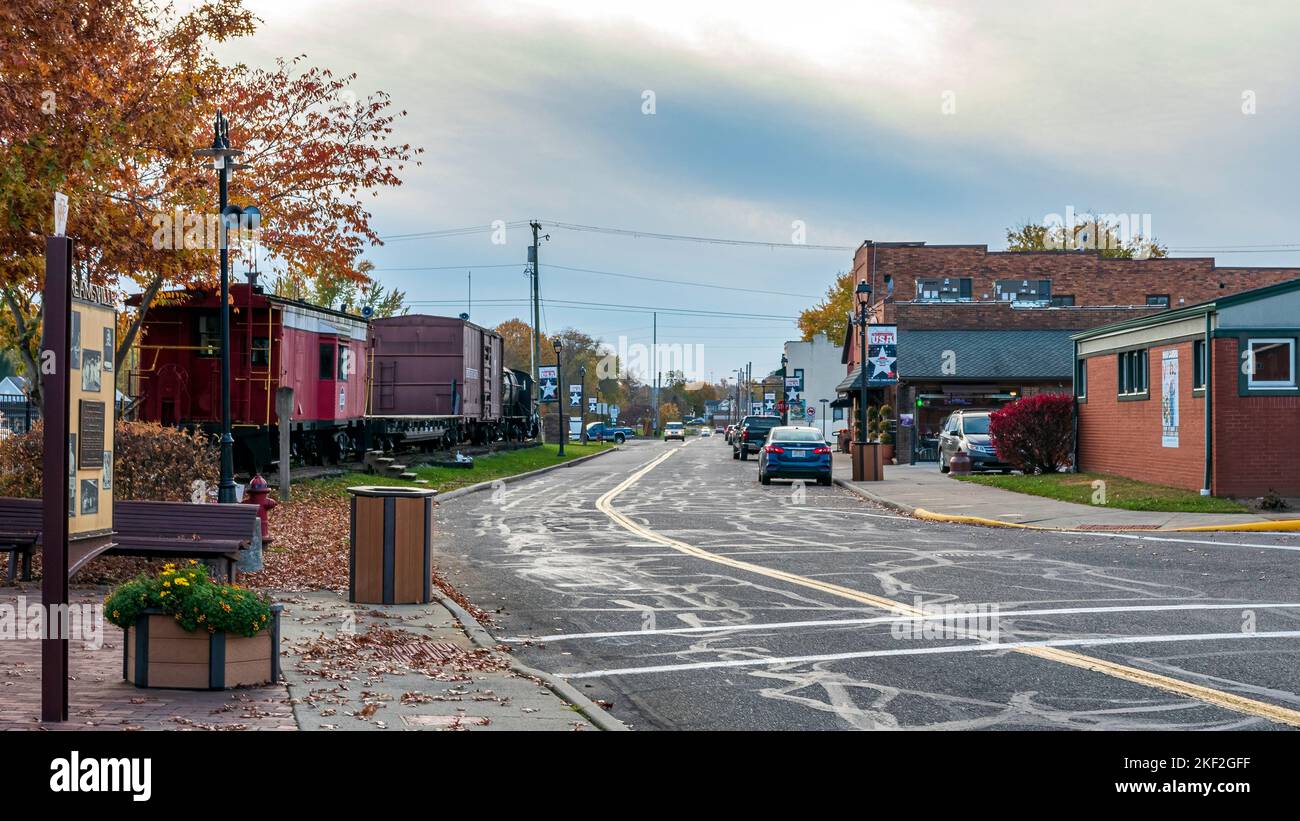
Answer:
(163, 581, 171, 587)
(159, 590, 169, 597)
(174, 577, 190, 587)
(188, 559, 198, 565)
(112, 610, 120, 619)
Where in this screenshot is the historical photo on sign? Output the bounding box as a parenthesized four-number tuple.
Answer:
(102, 450, 112, 490)
(103, 326, 114, 373)
(70, 309, 81, 370)
(80, 478, 99, 516)
(81, 348, 102, 392)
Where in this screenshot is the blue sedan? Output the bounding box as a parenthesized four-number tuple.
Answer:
(757, 426, 833, 486)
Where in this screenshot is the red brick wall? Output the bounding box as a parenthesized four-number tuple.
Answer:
(1211, 337, 1300, 497)
(1076, 341, 1206, 492)
(891, 302, 1159, 331)
(852, 244, 1300, 309)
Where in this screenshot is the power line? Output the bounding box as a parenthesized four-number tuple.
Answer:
(371, 260, 817, 298)
(402, 296, 797, 321)
(538, 220, 856, 251)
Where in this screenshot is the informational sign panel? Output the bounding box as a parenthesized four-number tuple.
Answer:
(866, 325, 899, 386)
(68, 270, 115, 540)
(538, 365, 558, 403)
(1161, 350, 1179, 448)
(569, 385, 582, 407)
(750, 402, 763, 415)
(588, 396, 598, 413)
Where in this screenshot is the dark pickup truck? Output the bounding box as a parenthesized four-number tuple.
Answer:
(732, 415, 783, 460)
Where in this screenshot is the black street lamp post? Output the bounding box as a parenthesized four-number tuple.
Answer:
(193, 111, 251, 504)
(554, 338, 566, 457)
(579, 365, 587, 444)
(856, 280, 873, 452)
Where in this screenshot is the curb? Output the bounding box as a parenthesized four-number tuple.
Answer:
(436, 445, 623, 502)
(833, 478, 1300, 533)
(433, 591, 631, 732)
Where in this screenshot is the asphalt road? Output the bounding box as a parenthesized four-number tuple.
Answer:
(433, 438, 1300, 730)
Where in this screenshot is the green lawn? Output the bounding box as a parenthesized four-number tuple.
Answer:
(304, 442, 615, 498)
(953, 472, 1250, 514)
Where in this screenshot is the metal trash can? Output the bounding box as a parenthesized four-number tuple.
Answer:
(346, 486, 439, 605)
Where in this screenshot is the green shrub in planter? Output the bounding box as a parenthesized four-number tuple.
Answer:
(104, 561, 271, 637)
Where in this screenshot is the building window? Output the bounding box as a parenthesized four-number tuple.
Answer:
(995, 279, 1051, 306)
(916, 277, 972, 302)
(1146, 294, 1170, 307)
(1192, 339, 1206, 390)
(1246, 338, 1296, 389)
(1118, 349, 1148, 395)
(197, 315, 220, 357)
(251, 337, 270, 368)
(1051, 295, 1076, 307)
(1075, 358, 1087, 398)
(319, 343, 335, 380)
(337, 343, 350, 382)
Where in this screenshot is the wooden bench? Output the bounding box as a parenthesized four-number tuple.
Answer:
(0, 497, 39, 582)
(0, 497, 259, 582)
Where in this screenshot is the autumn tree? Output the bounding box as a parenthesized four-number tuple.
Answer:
(797, 270, 853, 343)
(1006, 217, 1167, 259)
(0, 1, 421, 408)
(496, 317, 548, 373)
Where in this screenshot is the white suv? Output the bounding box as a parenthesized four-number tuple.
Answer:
(664, 422, 685, 441)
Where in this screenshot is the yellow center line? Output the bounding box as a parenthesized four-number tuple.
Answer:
(594, 448, 1300, 728)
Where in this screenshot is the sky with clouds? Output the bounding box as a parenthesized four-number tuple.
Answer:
(211, 0, 1300, 381)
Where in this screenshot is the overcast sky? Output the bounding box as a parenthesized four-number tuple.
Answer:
(212, 1, 1300, 381)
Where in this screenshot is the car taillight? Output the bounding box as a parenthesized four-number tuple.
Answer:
(764, 445, 784, 454)
(742, 430, 749, 440)
(813, 446, 830, 454)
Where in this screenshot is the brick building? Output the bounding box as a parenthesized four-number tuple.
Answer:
(835, 242, 1300, 463)
(1073, 278, 1300, 498)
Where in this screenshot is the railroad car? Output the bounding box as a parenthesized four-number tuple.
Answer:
(131, 283, 370, 470)
(131, 286, 538, 471)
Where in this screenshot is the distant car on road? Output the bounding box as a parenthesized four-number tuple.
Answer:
(733, 415, 782, 460)
(758, 426, 833, 486)
(664, 421, 686, 441)
(699, 428, 712, 437)
(724, 424, 737, 443)
(586, 421, 635, 444)
(938, 410, 1012, 473)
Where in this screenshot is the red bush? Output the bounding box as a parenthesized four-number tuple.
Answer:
(988, 393, 1075, 474)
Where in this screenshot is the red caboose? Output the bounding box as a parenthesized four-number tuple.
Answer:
(131, 283, 370, 469)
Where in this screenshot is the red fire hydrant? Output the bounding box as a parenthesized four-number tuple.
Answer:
(243, 474, 278, 544)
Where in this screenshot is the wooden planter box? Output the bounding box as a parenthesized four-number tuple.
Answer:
(122, 605, 282, 690)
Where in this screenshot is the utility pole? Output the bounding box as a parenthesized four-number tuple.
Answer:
(652, 311, 659, 436)
(530, 221, 546, 442)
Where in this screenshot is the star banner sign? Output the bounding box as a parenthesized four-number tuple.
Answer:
(539, 366, 558, 403)
(866, 325, 899, 386)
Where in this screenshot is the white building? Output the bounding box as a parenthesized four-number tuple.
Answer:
(783, 333, 849, 439)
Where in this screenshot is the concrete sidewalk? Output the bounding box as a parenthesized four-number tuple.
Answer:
(833, 461, 1300, 531)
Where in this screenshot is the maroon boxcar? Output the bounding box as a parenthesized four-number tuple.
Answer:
(367, 315, 505, 446)
(131, 283, 370, 468)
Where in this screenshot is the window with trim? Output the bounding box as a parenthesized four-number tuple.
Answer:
(1146, 294, 1170, 308)
(1051, 295, 1076, 307)
(1192, 339, 1206, 390)
(916, 277, 972, 302)
(995, 279, 1051, 305)
(319, 343, 335, 380)
(251, 337, 270, 368)
(1246, 338, 1296, 389)
(197, 315, 220, 357)
(1118, 349, 1148, 395)
(1075, 358, 1087, 398)
(337, 343, 350, 381)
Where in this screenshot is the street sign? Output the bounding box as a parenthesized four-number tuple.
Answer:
(609, 404, 620, 422)
(807, 405, 816, 420)
(538, 365, 558, 403)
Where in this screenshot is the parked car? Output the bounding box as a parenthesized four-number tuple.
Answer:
(733, 415, 783, 460)
(938, 410, 1012, 473)
(664, 421, 686, 441)
(758, 426, 833, 486)
(586, 421, 635, 443)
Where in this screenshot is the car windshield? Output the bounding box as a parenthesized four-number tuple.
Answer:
(961, 415, 991, 435)
(769, 428, 823, 442)
(666, 423, 683, 428)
